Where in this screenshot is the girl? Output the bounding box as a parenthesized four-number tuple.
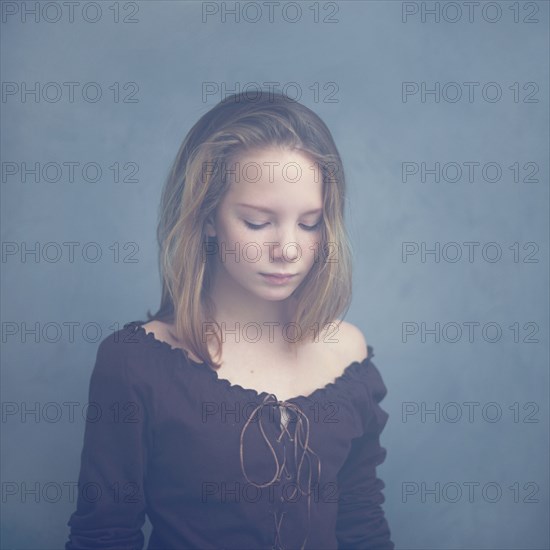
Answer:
(65, 91, 394, 549)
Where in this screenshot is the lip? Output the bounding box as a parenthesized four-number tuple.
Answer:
(260, 273, 297, 278)
(260, 273, 297, 285)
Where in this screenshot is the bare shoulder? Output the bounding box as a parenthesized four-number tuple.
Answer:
(333, 320, 369, 364)
(142, 320, 180, 349)
(316, 319, 368, 366)
(142, 319, 170, 340)
(141, 320, 204, 363)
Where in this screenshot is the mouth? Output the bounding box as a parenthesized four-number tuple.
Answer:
(259, 273, 298, 284)
(260, 273, 297, 278)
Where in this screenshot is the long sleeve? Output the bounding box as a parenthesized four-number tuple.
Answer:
(335, 360, 394, 550)
(65, 334, 150, 550)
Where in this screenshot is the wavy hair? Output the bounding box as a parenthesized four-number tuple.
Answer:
(146, 91, 353, 369)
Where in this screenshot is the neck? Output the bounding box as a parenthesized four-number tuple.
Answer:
(206, 261, 298, 347)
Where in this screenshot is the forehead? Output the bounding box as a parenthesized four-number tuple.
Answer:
(222, 147, 323, 206)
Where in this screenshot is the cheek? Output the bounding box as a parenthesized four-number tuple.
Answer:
(218, 226, 260, 267)
(234, 229, 259, 252)
(217, 220, 246, 244)
(300, 233, 321, 262)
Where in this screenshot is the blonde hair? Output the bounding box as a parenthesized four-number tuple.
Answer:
(146, 91, 353, 369)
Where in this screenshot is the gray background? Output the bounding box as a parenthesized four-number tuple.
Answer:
(1, 1, 548, 549)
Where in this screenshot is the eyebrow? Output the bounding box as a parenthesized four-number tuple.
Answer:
(236, 203, 322, 215)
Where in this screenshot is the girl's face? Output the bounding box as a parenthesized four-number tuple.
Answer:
(206, 147, 324, 302)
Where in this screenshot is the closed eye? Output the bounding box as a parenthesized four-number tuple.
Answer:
(244, 221, 322, 231)
(300, 221, 322, 232)
(243, 221, 267, 230)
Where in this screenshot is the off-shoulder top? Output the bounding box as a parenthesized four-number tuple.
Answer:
(65, 320, 394, 550)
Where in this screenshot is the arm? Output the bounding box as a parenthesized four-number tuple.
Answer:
(65, 334, 149, 550)
(335, 334, 394, 550)
(335, 424, 393, 549)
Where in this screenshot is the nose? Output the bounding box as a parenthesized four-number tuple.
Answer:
(271, 227, 300, 263)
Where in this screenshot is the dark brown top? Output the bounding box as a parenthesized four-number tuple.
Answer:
(65, 320, 394, 550)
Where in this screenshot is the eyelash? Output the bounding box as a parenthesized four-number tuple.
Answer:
(244, 221, 322, 232)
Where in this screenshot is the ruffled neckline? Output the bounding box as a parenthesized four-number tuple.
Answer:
(124, 320, 374, 404)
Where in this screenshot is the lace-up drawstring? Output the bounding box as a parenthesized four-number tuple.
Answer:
(239, 393, 322, 550)
(272, 510, 286, 550)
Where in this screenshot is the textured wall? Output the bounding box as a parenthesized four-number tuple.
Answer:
(1, 1, 548, 549)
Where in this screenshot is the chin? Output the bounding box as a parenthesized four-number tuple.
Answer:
(257, 286, 297, 301)
(258, 288, 294, 299)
